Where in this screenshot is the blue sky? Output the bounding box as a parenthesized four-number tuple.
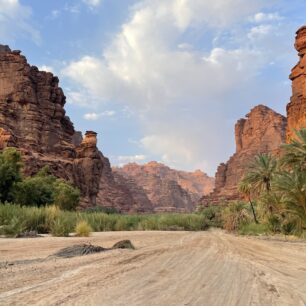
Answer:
(1, 0, 305, 175)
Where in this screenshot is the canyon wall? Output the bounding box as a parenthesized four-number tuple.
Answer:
(113, 162, 214, 212)
(0, 45, 132, 208)
(287, 26, 306, 141)
(200, 105, 287, 206)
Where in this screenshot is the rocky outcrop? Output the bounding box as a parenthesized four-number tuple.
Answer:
(0, 45, 105, 205)
(200, 105, 287, 206)
(96, 157, 154, 213)
(113, 162, 214, 212)
(287, 26, 306, 141)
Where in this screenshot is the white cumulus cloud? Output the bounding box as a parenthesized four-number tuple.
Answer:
(117, 154, 147, 165)
(0, 0, 40, 44)
(252, 12, 282, 23)
(82, 0, 102, 7)
(38, 65, 54, 73)
(63, 0, 294, 174)
(83, 110, 116, 120)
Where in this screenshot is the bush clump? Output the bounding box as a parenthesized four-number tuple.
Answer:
(222, 201, 252, 232)
(12, 166, 80, 210)
(75, 220, 92, 237)
(50, 215, 74, 237)
(198, 206, 223, 228)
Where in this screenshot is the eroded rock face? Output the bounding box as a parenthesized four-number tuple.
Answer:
(96, 156, 154, 213)
(113, 162, 214, 212)
(0, 46, 103, 205)
(200, 105, 287, 206)
(287, 26, 306, 141)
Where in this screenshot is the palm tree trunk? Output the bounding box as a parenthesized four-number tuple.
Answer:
(248, 196, 259, 224)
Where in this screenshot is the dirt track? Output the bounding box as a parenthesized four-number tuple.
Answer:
(0, 229, 305, 306)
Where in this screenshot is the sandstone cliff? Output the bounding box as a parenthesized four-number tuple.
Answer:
(0, 45, 133, 208)
(113, 162, 214, 212)
(200, 105, 287, 206)
(287, 26, 306, 141)
(0, 45, 104, 205)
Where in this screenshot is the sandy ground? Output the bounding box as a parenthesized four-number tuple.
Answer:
(0, 229, 305, 306)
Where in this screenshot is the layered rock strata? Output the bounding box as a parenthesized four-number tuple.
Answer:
(0, 45, 107, 206)
(200, 105, 287, 206)
(287, 26, 306, 141)
(0, 45, 158, 211)
(97, 158, 154, 213)
(113, 162, 214, 212)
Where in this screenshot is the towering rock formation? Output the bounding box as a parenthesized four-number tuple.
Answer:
(200, 105, 287, 206)
(113, 162, 214, 212)
(0, 45, 137, 208)
(0, 45, 104, 205)
(287, 26, 306, 141)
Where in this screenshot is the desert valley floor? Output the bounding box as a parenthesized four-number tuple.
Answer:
(0, 230, 305, 306)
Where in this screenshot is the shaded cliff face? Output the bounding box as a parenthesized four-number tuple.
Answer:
(0, 46, 105, 205)
(113, 162, 214, 212)
(201, 105, 287, 205)
(287, 26, 306, 141)
(96, 156, 154, 213)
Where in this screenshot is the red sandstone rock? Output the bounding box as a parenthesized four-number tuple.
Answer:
(113, 162, 214, 212)
(200, 105, 287, 206)
(0, 46, 105, 205)
(96, 156, 154, 213)
(287, 26, 306, 142)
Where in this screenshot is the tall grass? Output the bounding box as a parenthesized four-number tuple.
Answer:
(0, 204, 209, 237)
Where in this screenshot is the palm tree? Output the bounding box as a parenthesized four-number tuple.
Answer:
(238, 179, 258, 223)
(281, 128, 306, 170)
(243, 154, 277, 194)
(273, 169, 306, 219)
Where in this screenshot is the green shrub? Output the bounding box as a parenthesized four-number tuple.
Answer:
(23, 206, 47, 233)
(0, 204, 212, 235)
(222, 201, 252, 232)
(12, 168, 56, 207)
(138, 217, 159, 230)
(239, 223, 269, 236)
(53, 180, 80, 211)
(45, 205, 61, 230)
(156, 214, 208, 231)
(199, 206, 223, 227)
(267, 214, 282, 233)
(11, 166, 80, 211)
(75, 220, 92, 237)
(50, 215, 74, 237)
(115, 216, 139, 231)
(0, 216, 25, 237)
(0, 148, 22, 203)
(84, 213, 117, 231)
(84, 206, 120, 214)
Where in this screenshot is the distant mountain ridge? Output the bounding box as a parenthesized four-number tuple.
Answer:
(113, 162, 214, 212)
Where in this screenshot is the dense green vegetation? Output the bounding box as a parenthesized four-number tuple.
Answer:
(232, 128, 306, 237)
(0, 129, 304, 238)
(0, 204, 209, 237)
(0, 148, 80, 210)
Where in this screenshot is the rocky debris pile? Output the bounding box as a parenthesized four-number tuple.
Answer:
(200, 105, 287, 206)
(53, 240, 135, 258)
(53, 244, 106, 258)
(286, 26, 306, 141)
(113, 162, 214, 212)
(112, 240, 135, 250)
